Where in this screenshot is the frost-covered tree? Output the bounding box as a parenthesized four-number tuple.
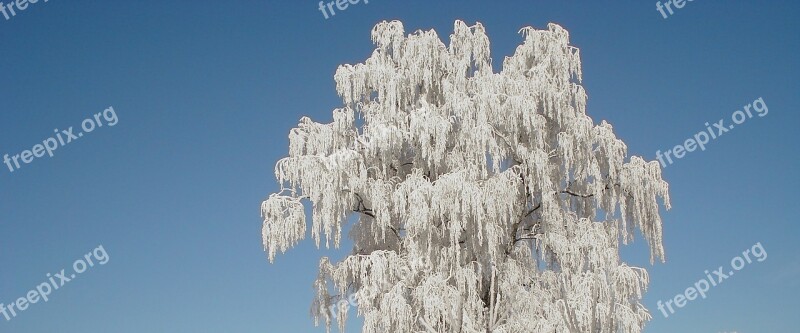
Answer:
(261, 20, 670, 333)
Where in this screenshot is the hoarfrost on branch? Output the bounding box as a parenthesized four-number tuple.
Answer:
(262, 20, 670, 333)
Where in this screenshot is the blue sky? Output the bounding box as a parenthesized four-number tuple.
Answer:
(0, 1, 798, 332)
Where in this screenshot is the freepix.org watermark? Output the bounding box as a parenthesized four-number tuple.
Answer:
(0, 245, 110, 322)
(656, 242, 767, 318)
(317, 0, 370, 19)
(655, 97, 767, 168)
(0, 0, 51, 22)
(656, 0, 697, 19)
(3, 106, 118, 173)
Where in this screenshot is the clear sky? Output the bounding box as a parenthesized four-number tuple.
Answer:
(0, 1, 798, 332)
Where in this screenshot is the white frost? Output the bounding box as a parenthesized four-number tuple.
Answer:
(263, 20, 670, 333)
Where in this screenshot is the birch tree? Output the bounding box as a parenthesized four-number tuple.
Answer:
(261, 20, 670, 333)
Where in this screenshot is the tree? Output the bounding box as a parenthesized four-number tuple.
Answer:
(261, 20, 671, 333)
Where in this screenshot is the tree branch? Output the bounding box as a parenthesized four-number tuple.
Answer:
(560, 183, 621, 198)
(505, 203, 542, 255)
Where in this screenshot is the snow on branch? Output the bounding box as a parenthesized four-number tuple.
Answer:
(262, 20, 670, 333)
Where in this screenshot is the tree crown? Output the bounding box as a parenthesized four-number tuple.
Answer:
(262, 20, 670, 333)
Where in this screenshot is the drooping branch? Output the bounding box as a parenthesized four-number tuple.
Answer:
(263, 20, 670, 333)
